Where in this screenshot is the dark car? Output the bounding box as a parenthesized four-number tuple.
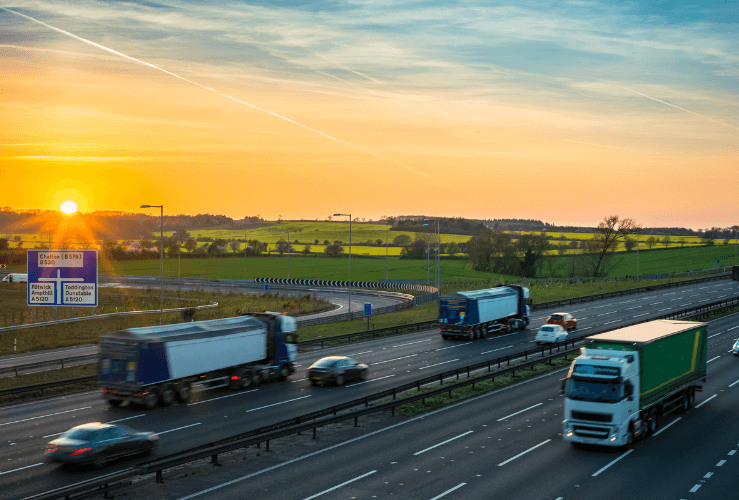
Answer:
(546, 312, 577, 330)
(308, 356, 369, 386)
(45, 422, 158, 469)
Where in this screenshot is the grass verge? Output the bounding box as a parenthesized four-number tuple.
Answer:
(373, 354, 572, 417)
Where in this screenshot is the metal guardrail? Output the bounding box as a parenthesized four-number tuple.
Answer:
(531, 272, 730, 311)
(0, 354, 98, 377)
(0, 376, 97, 403)
(297, 320, 438, 349)
(17, 296, 739, 499)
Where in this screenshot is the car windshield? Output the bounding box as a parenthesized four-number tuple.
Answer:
(541, 326, 554, 332)
(549, 315, 563, 321)
(312, 358, 342, 368)
(63, 428, 97, 441)
(567, 380, 623, 402)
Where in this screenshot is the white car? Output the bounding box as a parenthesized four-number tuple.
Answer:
(536, 325, 567, 344)
(733, 339, 739, 356)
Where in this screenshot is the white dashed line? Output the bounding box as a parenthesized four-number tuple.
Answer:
(689, 485, 701, 493)
(189, 389, 258, 405)
(0, 406, 92, 427)
(592, 449, 633, 476)
(717, 460, 727, 467)
(430, 483, 466, 500)
(480, 346, 513, 355)
(653, 417, 681, 436)
(413, 431, 474, 455)
(393, 339, 431, 348)
(158, 423, 201, 435)
(603, 319, 621, 325)
(695, 394, 717, 408)
(0, 463, 43, 476)
(497, 403, 543, 422)
(498, 439, 551, 466)
(371, 354, 417, 365)
(436, 343, 472, 351)
(345, 375, 395, 387)
(707, 356, 721, 364)
(419, 359, 460, 370)
(245, 395, 312, 413)
(302, 470, 377, 500)
(633, 313, 650, 318)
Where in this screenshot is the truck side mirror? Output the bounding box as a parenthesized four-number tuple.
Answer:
(559, 377, 568, 395)
(624, 381, 634, 400)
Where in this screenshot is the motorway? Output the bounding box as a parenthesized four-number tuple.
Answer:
(0, 279, 737, 499)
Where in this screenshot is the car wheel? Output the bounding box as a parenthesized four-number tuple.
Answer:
(359, 369, 368, 381)
(107, 399, 122, 408)
(176, 382, 191, 403)
(145, 440, 158, 456)
(143, 392, 158, 411)
(92, 455, 106, 470)
(442, 334, 449, 340)
(335, 374, 345, 386)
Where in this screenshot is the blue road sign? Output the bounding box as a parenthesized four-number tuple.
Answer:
(264, 284, 269, 291)
(364, 303, 372, 316)
(27, 250, 98, 307)
(717, 259, 720, 265)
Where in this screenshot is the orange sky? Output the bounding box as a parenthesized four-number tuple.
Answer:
(1, 3, 737, 229)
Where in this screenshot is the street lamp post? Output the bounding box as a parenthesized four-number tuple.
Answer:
(244, 232, 249, 280)
(424, 219, 441, 294)
(377, 228, 388, 281)
(281, 230, 290, 279)
(141, 204, 164, 325)
(334, 214, 351, 320)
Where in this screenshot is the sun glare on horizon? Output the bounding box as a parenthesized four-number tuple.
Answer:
(60, 200, 78, 214)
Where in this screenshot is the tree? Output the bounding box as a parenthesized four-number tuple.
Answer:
(229, 240, 241, 253)
(375, 239, 383, 246)
(678, 237, 687, 247)
(324, 243, 344, 258)
(0, 238, 8, 250)
(400, 240, 426, 260)
(514, 232, 551, 277)
(13, 235, 22, 248)
(393, 234, 412, 246)
(646, 236, 657, 249)
(465, 228, 512, 272)
(275, 239, 288, 255)
(207, 239, 228, 255)
(662, 236, 671, 248)
(302, 245, 311, 254)
(624, 237, 636, 252)
(323, 240, 330, 245)
(184, 238, 197, 253)
(314, 239, 319, 245)
(446, 242, 460, 257)
(587, 216, 640, 277)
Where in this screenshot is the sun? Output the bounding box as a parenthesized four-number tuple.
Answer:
(60, 200, 78, 215)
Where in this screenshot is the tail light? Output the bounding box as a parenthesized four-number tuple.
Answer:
(70, 448, 92, 456)
(45, 447, 57, 453)
(230, 376, 241, 380)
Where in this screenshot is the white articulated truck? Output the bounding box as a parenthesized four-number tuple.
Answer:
(562, 320, 707, 448)
(97, 313, 298, 410)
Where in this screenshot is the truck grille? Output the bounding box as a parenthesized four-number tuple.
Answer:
(572, 411, 612, 423)
(573, 425, 610, 439)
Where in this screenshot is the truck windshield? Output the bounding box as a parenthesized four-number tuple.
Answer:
(567, 379, 624, 403)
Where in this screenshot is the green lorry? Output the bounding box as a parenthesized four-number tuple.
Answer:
(562, 319, 707, 448)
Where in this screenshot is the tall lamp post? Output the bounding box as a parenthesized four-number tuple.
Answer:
(377, 228, 388, 282)
(141, 204, 164, 325)
(334, 214, 351, 320)
(424, 219, 440, 294)
(244, 232, 249, 280)
(281, 230, 290, 279)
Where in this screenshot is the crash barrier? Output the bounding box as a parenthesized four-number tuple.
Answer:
(0, 354, 97, 378)
(297, 320, 438, 349)
(254, 277, 437, 293)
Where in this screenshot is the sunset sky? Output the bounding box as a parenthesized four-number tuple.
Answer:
(1, 1, 737, 229)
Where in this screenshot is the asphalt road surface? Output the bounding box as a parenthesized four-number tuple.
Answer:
(0, 279, 737, 499)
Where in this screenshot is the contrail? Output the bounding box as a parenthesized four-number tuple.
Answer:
(623, 87, 739, 132)
(1, 7, 428, 178)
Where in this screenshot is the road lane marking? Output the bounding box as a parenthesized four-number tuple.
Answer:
(728, 326, 739, 331)
(624, 306, 642, 310)
(695, 394, 717, 408)
(707, 356, 721, 363)
(651, 301, 664, 305)
(633, 313, 650, 318)
(0, 463, 43, 476)
(653, 417, 681, 436)
(729, 450, 736, 456)
(489, 332, 519, 339)
(245, 395, 312, 413)
(345, 375, 395, 387)
(346, 350, 373, 356)
(496, 403, 543, 422)
(301, 470, 376, 500)
(371, 354, 417, 365)
(291, 378, 308, 383)
(603, 319, 621, 325)
(419, 359, 460, 370)
(729, 379, 739, 388)
(436, 343, 472, 351)
(414, 431, 474, 455)
(0, 406, 92, 427)
(480, 345, 513, 355)
(597, 311, 617, 316)
(704, 472, 713, 478)
(592, 449, 633, 476)
(188, 389, 258, 405)
(717, 460, 727, 466)
(708, 332, 724, 338)
(498, 439, 551, 466)
(690, 485, 701, 493)
(430, 483, 466, 500)
(158, 423, 201, 435)
(657, 308, 672, 312)
(393, 339, 431, 348)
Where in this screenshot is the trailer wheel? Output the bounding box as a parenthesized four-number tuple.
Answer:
(160, 385, 175, 406)
(687, 388, 695, 409)
(278, 364, 290, 381)
(481, 325, 488, 338)
(143, 391, 158, 411)
(176, 382, 191, 403)
(250, 372, 261, 387)
(107, 399, 122, 408)
(647, 409, 660, 435)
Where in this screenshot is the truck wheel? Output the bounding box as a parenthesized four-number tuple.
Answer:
(278, 364, 290, 381)
(442, 334, 449, 340)
(160, 385, 175, 406)
(481, 325, 488, 338)
(107, 399, 122, 408)
(250, 372, 261, 387)
(647, 409, 660, 435)
(176, 382, 191, 403)
(143, 392, 158, 411)
(687, 388, 695, 409)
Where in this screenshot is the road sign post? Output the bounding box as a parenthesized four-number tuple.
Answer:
(27, 250, 98, 307)
(364, 302, 372, 330)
